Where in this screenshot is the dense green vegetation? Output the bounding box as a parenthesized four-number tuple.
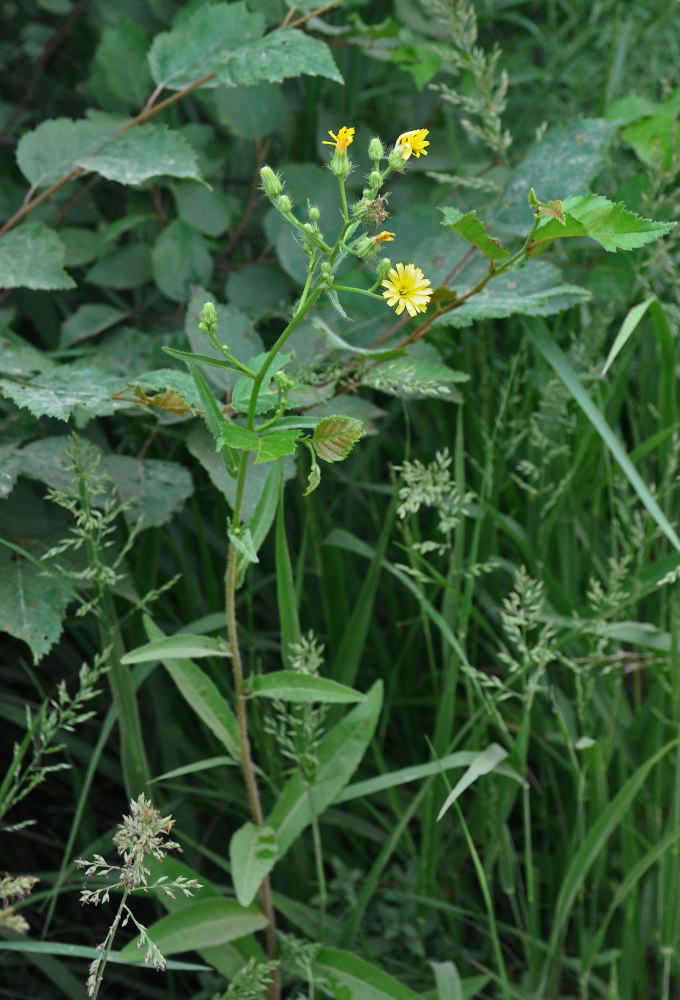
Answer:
(2, 1, 680, 999)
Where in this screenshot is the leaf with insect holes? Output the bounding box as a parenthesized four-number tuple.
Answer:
(312, 416, 363, 463)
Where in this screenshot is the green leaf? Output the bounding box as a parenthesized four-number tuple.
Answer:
(275, 488, 299, 668)
(311, 318, 405, 361)
(148, 2, 264, 90)
(436, 744, 509, 821)
(104, 455, 193, 530)
(0, 329, 55, 377)
(248, 671, 364, 704)
(60, 304, 128, 349)
(531, 194, 675, 254)
(312, 415, 363, 463)
(362, 358, 468, 401)
(152, 221, 212, 302)
(267, 681, 383, 856)
(229, 823, 278, 907)
(218, 424, 260, 453)
(215, 28, 342, 86)
(17, 117, 201, 188)
(601, 297, 656, 375)
(122, 635, 230, 664)
(231, 352, 295, 416)
(432, 261, 591, 329)
(0, 364, 121, 420)
(430, 961, 464, 1000)
(235, 459, 283, 584)
(312, 947, 425, 1000)
(172, 181, 233, 237)
(144, 616, 240, 761)
(163, 346, 253, 378)
(0, 223, 74, 291)
(118, 899, 268, 961)
(93, 19, 153, 108)
(256, 428, 301, 464)
(0, 553, 71, 663)
(86, 244, 152, 289)
(440, 207, 510, 261)
(185, 289, 263, 392)
(496, 116, 618, 234)
(0, 444, 22, 498)
(228, 525, 259, 564)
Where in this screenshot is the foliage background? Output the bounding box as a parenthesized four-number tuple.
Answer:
(2, 1, 680, 999)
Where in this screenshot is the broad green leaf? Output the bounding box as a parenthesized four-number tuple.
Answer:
(230, 823, 278, 907)
(312, 947, 425, 1000)
(432, 260, 591, 329)
(118, 899, 268, 961)
(122, 634, 230, 663)
(148, 2, 264, 90)
(218, 424, 260, 452)
(312, 416, 363, 463)
(152, 221, 212, 302)
(0, 553, 71, 663)
(104, 455, 193, 530)
(267, 681, 383, 856)
(530, 194, 675, 254)
(215, 83, 290, 143)
(0, 364, 121, 420)
(172, 181, 233, 237)
(215, 28, 342, 86)
(59, 226, 102, 267)
(144, 616, 240, 760)
(0, 329, 55, 377)
(621, 114, 679, 170)
(362, 358, 468, 401)
(256, 428, 301, 464)
(526, 320, 680, 554)
(440, 207, 510, 261)
(248, 671, 364, 704)
(17, 117, 201, 188)
(60, 304, 128, 349)
(86, 244, 152, 289)
(436, 744, 509, 820)
(538, 739, 677, 994)
(496, 116, 618, 234)
(0, 444, 22, 498)
(0, 223, 74, 291)
(93, 19, 154, 108)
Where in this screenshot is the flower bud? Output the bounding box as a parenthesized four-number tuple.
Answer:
(376, 258, 392, 279)
(260, 165, 282, 197)
(198, 301, 218, 339)
(388, 147, 408, 172)
(369, 137, 385, 161)
(368, 171, 382, 190)
(329, 149, 351, 178)
(354, 235, 378, 260)
(308, 205, 320, 223)
(277, 194, 292, 215)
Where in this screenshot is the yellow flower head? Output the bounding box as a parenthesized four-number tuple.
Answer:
(373, 231, 395, 243)
(382, 262, 432, 317)
(395, 128, 430, 161)
(322, 126, 355, 151)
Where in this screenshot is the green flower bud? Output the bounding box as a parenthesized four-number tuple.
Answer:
(369, 137, 385, 161)
(376, 258, 392, 280)
(354, 235, 378, 260)
(329, 149, 351, 178)
(198, 301, 218, 339)
(387, 147, 408, 172)
(277, 194, 292, 215)
(308, 205, 320, 223)
(369, 170, 382, 189)
(260, 165, 282, 197)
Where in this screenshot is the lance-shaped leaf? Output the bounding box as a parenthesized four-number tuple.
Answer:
(312, 416, 363, 463)
(529, 194, 676, 255)
(440, 207, 510, 261)
(311, 947, 426, 1000)
(122, 635, 231, 663)
(118, 899, 268, 961)
(17, 117, 201, 189)
(248, 671, 365, 704)
(267, 681, 383, 857)
(229, 823, 278, 907)
(0, 224, 74, 291)
(362, 359, 468, 402)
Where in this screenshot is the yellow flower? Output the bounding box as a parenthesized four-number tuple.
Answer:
(373, 231, 395, 243)
(395, 128, 430, 160)
(322, 126, 355, 151)
(382, 262, 432, 317)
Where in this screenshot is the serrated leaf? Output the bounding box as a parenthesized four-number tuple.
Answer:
(0, 364, 121, 420)
(230, 823, 278, 907)
(0, 553, 71, 663)
(148, 2, 264, 90)
(231, 352, 295, 416)
(17, 117, 201, 189)
(218, 424, 260, 453)
(312, 416, 363, 463)
(104, 455, 193, 530)
(118, 899, 267, 960)
(93, 18, 153, 107)
(0, 329, 55, 377)
(267, 681, 383, 857)
(255, 429, 301, 464)
(216, 28, 342, 87)
(249, 671, 364, 704)
(144, 616, 240, 760)
(0, 223, 74, 291)
(440, 207, 510, 261)
(122, 634, 231, 663)
(531, 194, 675, 253)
